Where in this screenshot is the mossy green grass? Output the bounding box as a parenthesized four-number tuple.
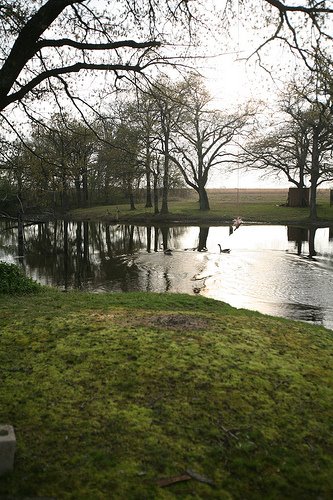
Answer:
(0, 288, 332, 499)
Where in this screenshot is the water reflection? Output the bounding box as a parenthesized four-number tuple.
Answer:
(1, 220, 333, 330)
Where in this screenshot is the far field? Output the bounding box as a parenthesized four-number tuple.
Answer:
(69, 188, 333, 225)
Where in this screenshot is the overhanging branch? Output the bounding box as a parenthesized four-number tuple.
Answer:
(36, 38, 161, 51)
(265, 0, 333, 15)
(2, 60, 155, 110)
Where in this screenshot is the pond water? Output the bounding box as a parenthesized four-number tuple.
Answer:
(1, 219, 333, 330)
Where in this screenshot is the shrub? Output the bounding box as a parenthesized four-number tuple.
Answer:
(0, 261, 41, 295)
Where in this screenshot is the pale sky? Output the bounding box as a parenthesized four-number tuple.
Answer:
(191, 10, 303, 189)
(202, 47, 293, 188)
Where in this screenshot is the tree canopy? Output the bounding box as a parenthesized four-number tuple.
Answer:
(1, 0, 333, 118)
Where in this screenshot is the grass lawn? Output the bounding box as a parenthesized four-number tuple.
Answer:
(69, 189, 333, 225)
(0, 288, 332, 499)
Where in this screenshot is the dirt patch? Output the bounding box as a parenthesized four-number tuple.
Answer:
(147, 314, 210, 330)
(89, 312, 118, 322)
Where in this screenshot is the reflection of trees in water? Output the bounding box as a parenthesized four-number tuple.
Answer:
(198, 226, 209, 251)
(308, 227, 316, 258)
(287, 226, 308, 255)
(4, 221, 143, 290)
(0, 220, 188, 290)
(287, 225, 317, 257)
(0, 218, 26, 262)
(3, 220, 332, 294)
(155, 225, 187, 251)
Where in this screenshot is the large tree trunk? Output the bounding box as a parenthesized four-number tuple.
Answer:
(61, 170, 69, 211)
(129, 193, 136, 210)
(309, 182, 318, 221)
(160, 138, 169, 215)
(198, 186, 210, 211)
(153, 172, 159, 214)
(74, 178, 81, 207)
(145, 151, 153, 208)
(82, 168, 89, 207)
(127, 183, 136, 210)
(145, 173, 152, 208)
(309, 126, 320, 222)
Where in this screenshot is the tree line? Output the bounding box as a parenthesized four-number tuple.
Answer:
(2, 67, 333, 220)
(0, 74, 252, 215)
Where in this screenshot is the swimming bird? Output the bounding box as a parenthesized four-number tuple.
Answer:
(218, 244, 230, 254)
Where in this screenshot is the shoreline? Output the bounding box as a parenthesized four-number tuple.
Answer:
(12, 212, 333, 228)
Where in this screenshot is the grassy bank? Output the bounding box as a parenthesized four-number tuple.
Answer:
(0, 288, 332, 499)
(69, 189, 333, 225)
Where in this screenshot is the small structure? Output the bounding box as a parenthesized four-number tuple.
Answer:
(287, 188, 309, 207)
(0, 425, 16, 475)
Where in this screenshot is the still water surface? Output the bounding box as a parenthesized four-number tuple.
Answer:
(1, 220, 333, 330)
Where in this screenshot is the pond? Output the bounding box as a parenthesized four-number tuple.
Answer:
(1, 219, 333, 330)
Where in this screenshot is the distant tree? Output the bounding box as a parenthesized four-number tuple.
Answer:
(283, 82, 333, 217)
(113, 124, 143, 211)
(64, 122, 96, 208)
(18, 114, 98, 210)
(305, 107, 333, 220)
(0, 139, 28, 212)
(240, 119, 311, 207)
(241, 75, 333, 218)
(132, 94, 160, 209)
(147, 77, 188, 214)
(97, 104, 144, 211)
(170, 75, 253, 211)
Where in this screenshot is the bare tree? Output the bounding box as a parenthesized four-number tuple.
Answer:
(146, 77, 189, 214)
(97, 103, 144, 211)
(241, 76, 333, 218)
(132, 94, 160, 208)
(240, 120, 311, 207)
(170, 75, 252, 211)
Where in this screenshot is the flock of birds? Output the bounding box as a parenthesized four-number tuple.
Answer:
(163, 217, 243, 255)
